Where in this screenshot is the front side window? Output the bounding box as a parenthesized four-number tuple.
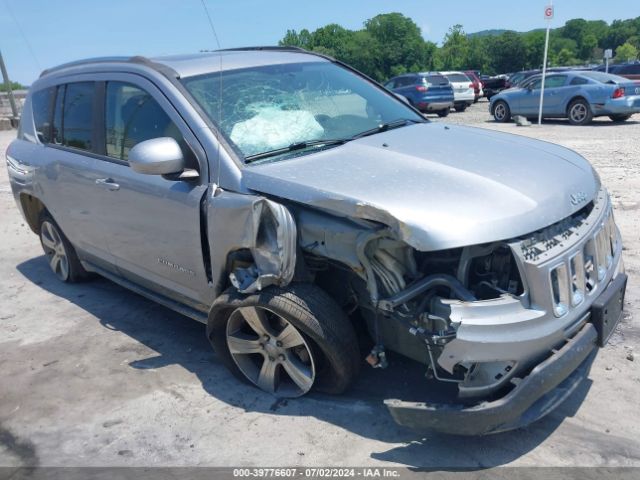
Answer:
(61, 82, 94, 151)
(544, 75, 568, 88)
(105, 82, 184, 161)
(31, 87, 54, 143)
(182, 61, 422, 161)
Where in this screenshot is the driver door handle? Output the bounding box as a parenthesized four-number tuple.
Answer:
(95, 178, 120, 191)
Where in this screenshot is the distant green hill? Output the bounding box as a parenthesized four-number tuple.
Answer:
(467, 29, 508, 38)
(468, 27, 546, 38)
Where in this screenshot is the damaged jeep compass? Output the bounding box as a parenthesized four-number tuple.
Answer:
(7, 47, 626, 435)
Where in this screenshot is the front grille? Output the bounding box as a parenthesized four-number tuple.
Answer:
(510, 190, 621, 319)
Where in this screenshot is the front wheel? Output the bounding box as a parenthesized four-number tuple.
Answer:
(39, 214, 89, 282)
(208, 284, 360, 397)
(609, 114, 631, 122)
(493, 100, 511, 122)
(567, 99, 593, 126)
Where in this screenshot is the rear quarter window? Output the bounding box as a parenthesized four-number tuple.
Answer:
(31, 88, 55, 143)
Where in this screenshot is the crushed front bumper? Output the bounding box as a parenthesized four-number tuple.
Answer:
(385, 273, 627, 436)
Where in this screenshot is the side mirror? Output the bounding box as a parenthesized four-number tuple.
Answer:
(129, 137, 185, 176)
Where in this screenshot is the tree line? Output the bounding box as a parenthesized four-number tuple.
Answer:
(279, 13, 640, 81)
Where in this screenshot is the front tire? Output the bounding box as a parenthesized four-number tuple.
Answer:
(609, 114, 631, 122)
(493, 100, 511, 122)
(567, 99, 593, 126)
(208, 284, 360, 397)
(39, 213, 89, 282)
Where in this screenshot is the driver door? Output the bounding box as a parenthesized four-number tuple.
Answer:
(91, 74, 211, 309)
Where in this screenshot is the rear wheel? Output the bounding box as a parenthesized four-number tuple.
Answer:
(208, 284, 360, 397)
(609, 114, 631, 122)
(437, 108, 450, 117)
(567, 99, 593, 126)
(454, 103, 467, 112)
(38, 214, 89, 282)
(493, 100, 511, 122)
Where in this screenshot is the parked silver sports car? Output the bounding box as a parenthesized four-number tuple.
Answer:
(490, 71, 640, 125)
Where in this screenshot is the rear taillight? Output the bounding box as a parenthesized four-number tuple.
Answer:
(612, 87, 625, 98)
(416, 85, 428, 92)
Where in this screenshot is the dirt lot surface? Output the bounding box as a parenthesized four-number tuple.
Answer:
(1, 101, 639, 468)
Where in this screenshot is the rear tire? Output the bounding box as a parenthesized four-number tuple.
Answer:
(567, 99, 593, 126)
(208, 284, 360, 397)
(437, 108, 450, 117)
(493, 100, 511, 123)
(454, 103, 467, 112)
(38, 213, 89, 283)
(609, 114, 631, 122)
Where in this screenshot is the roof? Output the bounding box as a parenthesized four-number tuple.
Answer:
(39, 47, 331, 80)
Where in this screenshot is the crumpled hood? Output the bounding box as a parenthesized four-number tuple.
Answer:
(242, 123, 599, 251)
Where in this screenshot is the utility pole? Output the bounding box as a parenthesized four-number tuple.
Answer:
(538, 1, 553, 126)
(0, 49, 20, 125)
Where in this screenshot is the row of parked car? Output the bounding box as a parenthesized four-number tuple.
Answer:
(384, 70, 482, 117)
(385, 62, 640, 125)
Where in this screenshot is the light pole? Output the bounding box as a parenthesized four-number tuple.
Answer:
(538, 1, 553, 126)
(0, 49, 19, 125)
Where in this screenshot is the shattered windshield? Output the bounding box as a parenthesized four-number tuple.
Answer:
(182, 61, 423, 161)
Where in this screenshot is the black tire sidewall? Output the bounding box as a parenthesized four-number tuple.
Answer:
(38, 213, 88, 282)
(208, 284, 360, 396)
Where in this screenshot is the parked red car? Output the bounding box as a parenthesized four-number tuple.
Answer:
(464, 70, 483, 102)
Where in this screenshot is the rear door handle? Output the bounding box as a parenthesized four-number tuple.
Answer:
(95, 178, 120, 191)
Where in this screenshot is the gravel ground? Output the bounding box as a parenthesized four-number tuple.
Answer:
(1, 100, 639, 468)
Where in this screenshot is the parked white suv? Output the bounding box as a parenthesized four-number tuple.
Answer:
(441, 71, 475, 112)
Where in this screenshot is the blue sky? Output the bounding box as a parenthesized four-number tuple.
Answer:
(1, 0, 638, 84)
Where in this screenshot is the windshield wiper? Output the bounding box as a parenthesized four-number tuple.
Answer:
(351, 118, 423, 140)
(245, 138, 350, 163)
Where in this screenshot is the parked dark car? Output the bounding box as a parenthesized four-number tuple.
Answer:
(593, 63, 640, 81)
(480, 75, 508, 99)
(385, 73, 454, 116)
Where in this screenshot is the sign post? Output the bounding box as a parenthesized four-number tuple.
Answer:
(604, 49, 613, 73)
(538, 2, 553, 126)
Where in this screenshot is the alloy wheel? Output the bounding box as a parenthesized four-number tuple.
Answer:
(494, 103, 506, 120)
(226, 306, 316, 397)
(570, 103, 587, 123)
(40, 221, 70, 281)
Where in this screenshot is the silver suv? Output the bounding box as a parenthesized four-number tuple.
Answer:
(6, 47, 626, 435)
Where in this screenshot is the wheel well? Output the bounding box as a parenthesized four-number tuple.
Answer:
(19, 194, 47, 234)
(566, 96, 590, 113)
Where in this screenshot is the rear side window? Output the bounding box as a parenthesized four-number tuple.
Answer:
(56, 82, 94, 151)
(31, 87, 54, 143)
(425, 75, 448, 86)
(446, 73, 470, 83)
(394, 77, 416, 87)
(105, 82, 184, 161)
(570, 76, 589, 86)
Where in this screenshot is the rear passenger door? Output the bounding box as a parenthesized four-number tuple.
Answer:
(42, 81, 118, 272)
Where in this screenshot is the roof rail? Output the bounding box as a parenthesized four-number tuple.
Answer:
(39, 56, 148, 78)
(215, 46, 307, 53)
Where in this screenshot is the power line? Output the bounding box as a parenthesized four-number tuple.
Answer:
(2, 0, 42, 71)
(199, 0, 222, 50)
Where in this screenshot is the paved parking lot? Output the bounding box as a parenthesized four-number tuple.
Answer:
(1, 101, 639, 468)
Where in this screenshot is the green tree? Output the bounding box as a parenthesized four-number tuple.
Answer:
(556, 48, 579, 66)
(615, 42, 639, 62)
(466, 36, 491, 72)
(523, 30, 546, 69)
(364, 13, 432, 80)
(440, 24, 469, 70)
(0, 81, 25, 92)
(489, 31, 527, 73)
